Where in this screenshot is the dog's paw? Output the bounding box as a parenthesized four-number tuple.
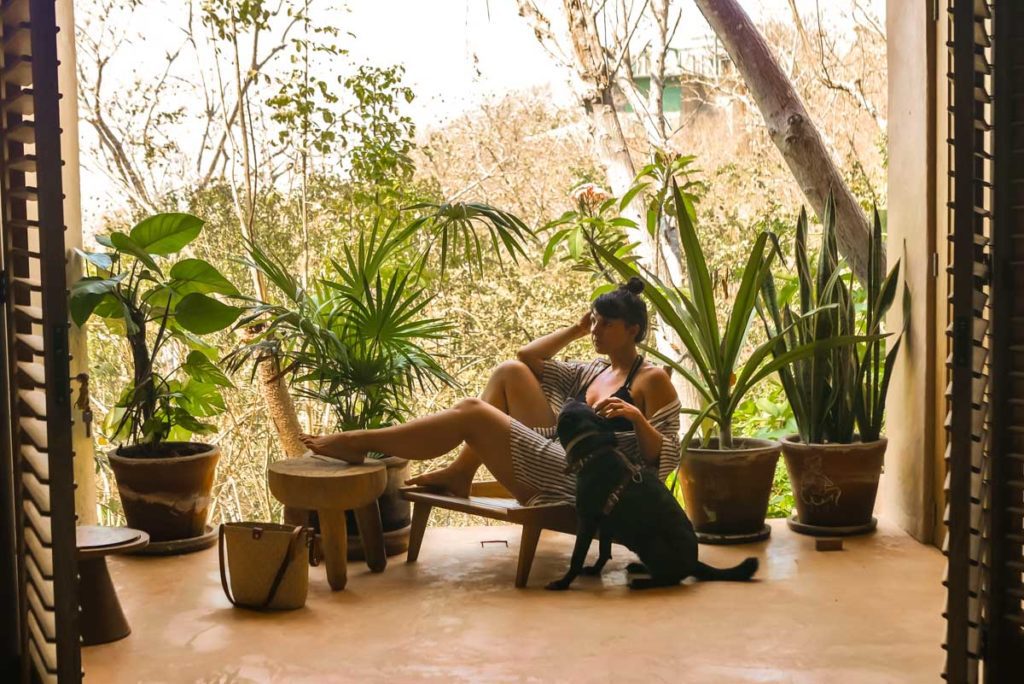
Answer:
(545, 579, 571, 591)
(625, 562, 649, 574)
(580, 564, 604, 576)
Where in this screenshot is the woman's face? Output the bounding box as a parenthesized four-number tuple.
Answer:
(589, 311, 638, 353)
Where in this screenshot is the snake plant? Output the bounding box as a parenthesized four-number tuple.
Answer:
(758, 194, 909, 444)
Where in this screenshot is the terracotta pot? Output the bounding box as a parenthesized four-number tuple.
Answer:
(678, 438, 780, 539)
(108, 443, 220, 543)
(781, 435, 886, 530)
(345, 456, 411, 558)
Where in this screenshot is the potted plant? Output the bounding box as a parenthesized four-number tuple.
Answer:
(70, 213, 243, 547)
(228, 203, 534, 557)
(759, 198, 908, 535)
(590, 180, 860, 543)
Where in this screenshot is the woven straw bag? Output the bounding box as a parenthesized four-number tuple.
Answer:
(218, 522, 309, 610)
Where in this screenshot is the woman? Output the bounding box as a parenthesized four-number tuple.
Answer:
(300, 277, 681, 505)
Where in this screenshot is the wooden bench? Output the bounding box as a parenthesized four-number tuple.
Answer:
(401, 481, 577, 588)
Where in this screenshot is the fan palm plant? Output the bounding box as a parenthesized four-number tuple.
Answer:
(227, 202, 534, 432)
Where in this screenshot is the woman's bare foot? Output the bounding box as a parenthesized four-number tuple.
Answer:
(406, 465, 473, 498)
(299, 432, 367, 464)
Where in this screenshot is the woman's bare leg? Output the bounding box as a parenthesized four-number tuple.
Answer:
(301, 398, 540, 502)
(406, 361, 554, 495)
(300, 361, 553, 499)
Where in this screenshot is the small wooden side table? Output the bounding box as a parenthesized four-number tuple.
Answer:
(76, 526, 150, 645)
(268, 457, 387, 590)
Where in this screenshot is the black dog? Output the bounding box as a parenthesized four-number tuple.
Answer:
(546, 400, 758, 591)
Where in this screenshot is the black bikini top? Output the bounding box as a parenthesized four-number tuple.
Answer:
(573, 356, 644, 432)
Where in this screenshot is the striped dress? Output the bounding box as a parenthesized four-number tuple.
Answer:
(509, 357, 682, 505)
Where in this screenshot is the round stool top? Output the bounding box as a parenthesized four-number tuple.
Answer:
(76, 525, 150, 560)
(268, 456, 387, 510)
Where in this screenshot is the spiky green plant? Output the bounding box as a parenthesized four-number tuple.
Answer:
(759, 196, 908, 444)
(590, 180, 864, 451)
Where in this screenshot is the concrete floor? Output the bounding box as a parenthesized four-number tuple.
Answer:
(83, 519, 945, 683)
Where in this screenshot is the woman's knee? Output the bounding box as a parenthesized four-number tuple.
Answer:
(493, 359, 532, 381)
(453, 397, 489, 416)
(452, 398, 507, 435)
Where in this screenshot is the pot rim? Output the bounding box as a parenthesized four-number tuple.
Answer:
(371, 455, 408, 467)
(109, 441, 220, 466)
(683, 436, 780, 456)
(781, 434, 888, 449)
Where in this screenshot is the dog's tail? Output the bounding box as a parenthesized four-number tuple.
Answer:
(694, 557, 758, 582)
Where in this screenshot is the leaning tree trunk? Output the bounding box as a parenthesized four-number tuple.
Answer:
(693, 0, 877, 282)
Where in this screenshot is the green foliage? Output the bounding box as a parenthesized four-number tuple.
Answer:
(402, 201, 535, 276)
(856, 209, 909, 442)
(759, 196, 908, 444)
(265, 9, 347, 157)
(227, 201, 534, 431)
(542, 153, 705, 285)
(344, 65, 417, 190)
(69, 213, 242, 445)
(589, 179, 863, 451)
(732, 379, 798, 441)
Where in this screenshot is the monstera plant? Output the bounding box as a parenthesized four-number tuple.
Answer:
(71, 213, 242, 546)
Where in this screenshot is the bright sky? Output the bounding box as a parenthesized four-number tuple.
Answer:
(76, 0, 885, 221)
(338, 0, 884, 128)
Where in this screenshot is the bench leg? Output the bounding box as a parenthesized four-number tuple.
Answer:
(406, 502, 432, 563)
(515, 525, 542, 589)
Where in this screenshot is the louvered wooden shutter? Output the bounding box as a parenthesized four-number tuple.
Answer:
(0, 0, 80, 681)
(944, 0, 1024, 681)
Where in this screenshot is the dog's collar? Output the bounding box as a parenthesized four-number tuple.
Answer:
(563, 430, 603, 462)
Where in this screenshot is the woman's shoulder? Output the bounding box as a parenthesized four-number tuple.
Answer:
(634, 362, 678, 406)
(636, 360, 672, 386)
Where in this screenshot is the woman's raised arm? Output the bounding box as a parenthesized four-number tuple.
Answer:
(516, 311, 592, 379)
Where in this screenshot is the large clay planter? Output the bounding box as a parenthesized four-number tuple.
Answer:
(781, 435, 886, 536)
(107, 443, 220, 543)
(346, 456, 412, 559)
(677, 438, 780, 544)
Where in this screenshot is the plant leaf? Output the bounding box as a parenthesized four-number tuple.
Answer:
(174, 293, 243, 334)
(129, 213, 203, 255)
(109, 232, 162, 273)
(182, 350, 234, 388)
(169, 258, 240, 296)
(68, 276, 123, 327)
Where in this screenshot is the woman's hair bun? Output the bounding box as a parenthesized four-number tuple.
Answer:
(624, 276, 644, 295)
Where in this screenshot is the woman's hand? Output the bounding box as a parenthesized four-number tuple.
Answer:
(593, 396, 644, 425)
(573, 310, 593, 338)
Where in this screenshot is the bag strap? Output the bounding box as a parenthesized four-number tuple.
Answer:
(219, 523, 306, 609)
(260, 525, 305, 608)
(218, 524, 238, 607)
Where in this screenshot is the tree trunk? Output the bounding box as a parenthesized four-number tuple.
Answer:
(693, 0, 877, 282)
(256, 356, 306, 457)
(561, 0, 640, 199)
(558, 0, 700, 416)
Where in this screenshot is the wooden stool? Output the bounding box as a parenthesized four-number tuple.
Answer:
(268, 457, 387, 590)
(76, 526, 150, 645)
